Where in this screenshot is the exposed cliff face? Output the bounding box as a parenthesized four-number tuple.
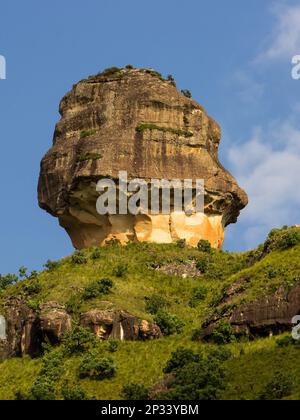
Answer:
(38, 67, 248, 248)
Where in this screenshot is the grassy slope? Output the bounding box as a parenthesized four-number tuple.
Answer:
(0, 235, 300, 400)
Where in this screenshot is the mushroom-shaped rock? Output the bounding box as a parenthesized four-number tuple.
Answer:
(38, 67, 248, 248)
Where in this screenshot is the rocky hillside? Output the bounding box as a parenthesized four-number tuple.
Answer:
(0, 226, 300, 400)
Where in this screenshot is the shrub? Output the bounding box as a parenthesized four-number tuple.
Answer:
(277, 230, 300, 250)
(197, 240, 211, 253)
(113, 264, 128, 278)
(181, 89, 192, 98)
(30, 377, 56, 400)
(78, 353, 116, 380)
(63, 326, 96, 355)
(145, 294, 168, 315)
(83, 278, 114, 300)
(154, 311, 184, 335)
(65, 294, 82, 316)
(176, 239, 186, 249)
(61, 384, 88, 400)
(122, 383, 149, 400)
(276, 335, 300, 347)
(24, 281, 42, 296)
(90, 247, 101, 260)
(0, 273, 18, 290)
(108, 340, 119, 353)
(125, 64, 134, 69)
(189, 285, 208, 307)
(77, 152, 102, 162)
(162, 350, 226, 400)
(19, 266, 28, 278)
(258, 373, 293, 400)
(71, 250, 88, 265)
(43, 259, 60, 271)
(211, 321, 236, 345)
(196, 258, 208, 273)
(102, 66, 121, 77)
(80, 129, 97, 139)
(164, 347, 200, 373)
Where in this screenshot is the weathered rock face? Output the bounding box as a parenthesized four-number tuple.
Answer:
(80, 309, 162, 341)
(38, 67, 248, 249)
(201, 281, 300, 339)
(0, 301, 161, 360)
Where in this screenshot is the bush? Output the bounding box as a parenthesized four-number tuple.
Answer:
(258, 373, 293, 400)
(164, 347, 200, 373)
(63, 326, 96, 355)
(65, 294, 82, 316)
(145, 294, 168, 315)
(276, 335, 300, 347)
(80, 129, 97, 139)
(277, 230, 300, 250)
(197, 240, 211, 253)
(176, 239, 186, 249)
(71, 250, 88, 265)
(125, 64, 134, 69)
(264, 227, 300, 252)
(196, 258, 208, 273)
(0, 273, 18, 290)
(90, 247, 101, 260)
(77, 152, 102, 162)
(83, 278, 114, 300)
(43, 260, 60, 271)
(211, 321, 236, 345)
(122, 383, 149, 400)
(79, 353, 116, 380)
(113, 264, 128, 278)
(154, 311, 184, 335)
(24, 281, 42, 296)
(30, 377, 56, 400)
(181, 89, 192, 98)
(61, 384, 88, 400)
(162, 350, 226, 400)
(189, 286, 208, 307)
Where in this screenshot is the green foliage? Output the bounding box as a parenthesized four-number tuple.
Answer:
(162, 348, 226, 400)
(145, 294, 168, 315)
(276, 335, 300, 347)
(164, 347, 200, 374)
(136, 123, 193, 138)
(23, 280, 42, 296)
(63, 326, 97, 355)
(80, 129, 97, 139)
(154, 311, 184, 336)
(265, 227, 300, 252)
(122, 383, 149, 400)
(108, 340, 119, 353)
(101, 66, 122, 77)
(71, 250, 88, 265)
(83, 278, 114, 300)
(90, 247, 101, 260)
(30, 377, 56, 400)
(176, 239, 186, 249)
(113, 264, 128, 278)
(65, 294, 82, 316)
(19, 266, 28, 278)
(258, 373, 293, 400)
(61, 383, 88, 400)
(196, 258, 208, 273)
(211, 321, 236, 345)
(77, 152, 102, 162)
(43, 259, 60, 271)
(189, 285, 208, 307)
(197, 240, 211, 253)
(181, 89, 192, 98)
(144, 68, 164, 80)
(0, 273, 18, 290)
(78, 352, 116, 380)
(125, 64, 134, 69)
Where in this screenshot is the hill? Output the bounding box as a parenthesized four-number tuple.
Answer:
(0, 226, 300, 400)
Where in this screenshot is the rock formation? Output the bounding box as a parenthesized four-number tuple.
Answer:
(201, 281, 300, 339)
(0, 300, 161, 360)
(38, 67, 248, 249)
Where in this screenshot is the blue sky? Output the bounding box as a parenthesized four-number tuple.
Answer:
(1, 0, 300, 274)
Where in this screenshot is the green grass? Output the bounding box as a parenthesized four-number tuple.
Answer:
(79, 129, 97, 139)
(136, 123, 193, 138)
(1, 229, 300, 400)
(77, 152, 102, 162)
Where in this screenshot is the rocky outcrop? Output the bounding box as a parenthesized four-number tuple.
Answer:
(38, 67, 247, 249)
(201, 281, 300, 339)
(0, 301, 162, 360)
(80, 309, 162, 341)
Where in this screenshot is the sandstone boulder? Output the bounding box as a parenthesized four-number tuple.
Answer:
(39, 302, 72, 344)
(80, 309, 162, 341)
(38, 67, 247, 249)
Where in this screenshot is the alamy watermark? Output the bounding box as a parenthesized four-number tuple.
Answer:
(96, 171, 204, 216)
(0, 55, 6, 80)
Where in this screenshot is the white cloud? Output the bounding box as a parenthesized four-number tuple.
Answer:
(258, 4, 300, 61)
(227, 114, 300, 248)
